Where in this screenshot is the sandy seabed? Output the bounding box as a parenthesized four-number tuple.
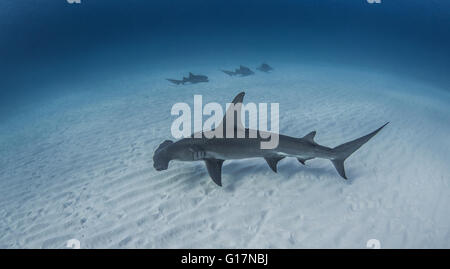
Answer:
(0, 63, 449, 248)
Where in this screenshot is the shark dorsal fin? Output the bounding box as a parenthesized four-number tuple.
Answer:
(204, 159, 225, 186)
(302, 131, 316, 143)
(216, 92, 246, 136)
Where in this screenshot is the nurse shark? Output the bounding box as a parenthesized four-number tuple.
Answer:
(167, 72, 209, 85)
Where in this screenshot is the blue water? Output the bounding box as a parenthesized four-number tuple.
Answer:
(1, 0, 449, 119)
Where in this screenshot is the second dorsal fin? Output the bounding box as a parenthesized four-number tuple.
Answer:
(302, 131, 316, 143)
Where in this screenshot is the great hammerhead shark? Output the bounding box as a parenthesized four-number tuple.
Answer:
(153, 92, 388, 186)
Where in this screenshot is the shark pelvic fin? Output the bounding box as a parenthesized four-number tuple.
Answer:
(302, 131, 316, 143)
(204, 159, 225, 186)
(297, 157, 314, 165)
(264, 156, 285, 173)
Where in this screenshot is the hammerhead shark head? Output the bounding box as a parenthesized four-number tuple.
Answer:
(167, 72, 209, 85)
(153, 92, 388, 186)
(222, 65, 255, 77)
(257, 63, 273, 73)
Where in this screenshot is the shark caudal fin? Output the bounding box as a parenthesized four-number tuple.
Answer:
(331, 122, 389, 179)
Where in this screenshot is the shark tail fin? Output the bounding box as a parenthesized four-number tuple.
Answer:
(331, 122, 389, 179)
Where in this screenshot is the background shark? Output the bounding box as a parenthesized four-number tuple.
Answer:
(167, 72, 209, 85)
(222, 65, 255, 77)
(257, 63, 274, 72)
(153, 92, 388, 186)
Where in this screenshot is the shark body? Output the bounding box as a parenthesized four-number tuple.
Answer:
(167, 72, 209, 85)
(222, 65, 254, 77)
(153, 92, 388, 186)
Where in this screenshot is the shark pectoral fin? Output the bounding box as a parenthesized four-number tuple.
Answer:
(264, 156, 285, 173)
(204, 159, 225, 186)
(302, 131, 317, 144)
(297, 157, 313, 165)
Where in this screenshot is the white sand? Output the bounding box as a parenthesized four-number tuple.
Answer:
(0, 63, 449, 248)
